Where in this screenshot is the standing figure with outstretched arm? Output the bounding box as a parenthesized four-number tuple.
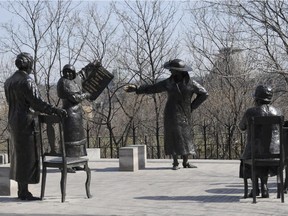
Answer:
(124, 59, 208, 170)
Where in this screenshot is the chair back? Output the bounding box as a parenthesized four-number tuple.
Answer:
(282, 123, 288, 162)
(38, 115, 66, 163)
(250, 115, 284, 159)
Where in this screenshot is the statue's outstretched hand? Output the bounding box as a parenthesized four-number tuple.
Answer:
(124, 84, 137, 93)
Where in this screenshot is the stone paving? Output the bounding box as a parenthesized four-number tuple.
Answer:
(1, 158, 288, 216)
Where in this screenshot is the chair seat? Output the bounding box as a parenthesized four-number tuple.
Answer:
(43, 156, 88, 164)
(244, 158, 280, 166)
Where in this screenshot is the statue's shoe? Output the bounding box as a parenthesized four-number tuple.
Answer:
(182, 162, 197, 168)
(19, 192, 41, 201)
(172, 165, 180, 170)
(248, 189, 260, 197)
(261, 189, 269, 198)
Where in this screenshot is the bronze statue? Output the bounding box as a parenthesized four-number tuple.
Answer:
(4, 52, 67, 201)
(57, 64, 91, 173)
(239, 85, 282, 198)
(124, 59, 208, 170)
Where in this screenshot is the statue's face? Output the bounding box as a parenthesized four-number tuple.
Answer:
(64, 70, 75, 80)
(170, 69, 178, 74)
(170, 69, 184, 77)
(26, 67, 33, 74)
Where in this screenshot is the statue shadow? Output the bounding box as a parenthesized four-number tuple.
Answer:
(142, 167, 173, 170)
(92, 167, 119, 172)
(91, 167, 172, 172)
(135, 183, 246, 203)
(0, 197, 29, 203)
(135, 195, 241, 203)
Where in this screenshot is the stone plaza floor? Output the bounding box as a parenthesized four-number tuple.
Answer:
(1, 158, 288, 216)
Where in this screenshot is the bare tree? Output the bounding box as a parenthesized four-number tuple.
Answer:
(185, 1, 256, 159)
(0, 0, 85, 104)
(112, 0, 181, 158)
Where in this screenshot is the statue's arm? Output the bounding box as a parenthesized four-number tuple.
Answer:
(191, 80, 209, 111)
(136, 80, 167, 95)
(24, 79, 59, 115)
(57, 78, 89, 103)
(239, 111, 248, 131)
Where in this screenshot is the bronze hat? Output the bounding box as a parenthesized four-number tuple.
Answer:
(163, 59, 192, 72)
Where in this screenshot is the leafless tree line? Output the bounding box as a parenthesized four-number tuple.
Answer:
(1, 0, 288, 159)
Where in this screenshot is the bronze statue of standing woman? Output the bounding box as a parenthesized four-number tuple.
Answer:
(4, 52, 67, 200)
(125, 59, 208, 170)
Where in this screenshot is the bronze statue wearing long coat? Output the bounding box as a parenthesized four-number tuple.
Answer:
(136, 74, 208, 156)
(4, 70, 58, 184)
(57, 65, 88, 157)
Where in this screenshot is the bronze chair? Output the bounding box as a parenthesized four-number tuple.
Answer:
(38, 114, 92, 202)
(282, 124, 288, 193)
(243, 115, 285, 203)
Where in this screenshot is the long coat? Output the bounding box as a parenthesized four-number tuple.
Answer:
(4, 70, 55, 183)
(136, 74, 208, 156)
(239, 104, 282, 178)
(57, 76, 87, 157)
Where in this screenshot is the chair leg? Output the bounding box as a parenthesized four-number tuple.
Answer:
(41, 166, 47, 200)
(252, 165, 257, 203)
(277, 174, 280, 199)
(85, 164, 92, 198)
(244, 178, 248, 198)
(279, 167, 285, 203)
(60, 167, 67, 202)
(284, 167, 288, 193)
(243, 162, 248, 198)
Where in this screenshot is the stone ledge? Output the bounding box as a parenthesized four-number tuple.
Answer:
(0, 164, 17, 196)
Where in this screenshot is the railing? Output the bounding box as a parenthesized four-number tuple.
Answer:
(88, 133, 245, 159)
(0, 132, 245, 161)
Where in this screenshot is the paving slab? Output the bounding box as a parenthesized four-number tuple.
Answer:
(0, 159, 288, 216)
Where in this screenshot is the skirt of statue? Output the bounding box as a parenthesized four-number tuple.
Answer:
(63, 105, 87, 157)
(239, 160, 278, 179)
(65, 139, 87, 157)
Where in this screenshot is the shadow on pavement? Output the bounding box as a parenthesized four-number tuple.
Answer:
(134, 195, 240, 203)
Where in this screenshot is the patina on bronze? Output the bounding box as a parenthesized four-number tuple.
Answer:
(78, 61, 114, 100)
(57, 64, 91, 173)
(124, 59, 209, 170)
(239, 85, 282, 198)
(4, 52, 67, 201)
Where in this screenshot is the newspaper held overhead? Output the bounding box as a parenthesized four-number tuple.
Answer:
(78, 61, 114, 101)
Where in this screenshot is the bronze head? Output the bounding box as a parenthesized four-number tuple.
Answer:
(15, 52, 33, 73)
(62, 64, 76, 80)
(253, 85, 273, 104)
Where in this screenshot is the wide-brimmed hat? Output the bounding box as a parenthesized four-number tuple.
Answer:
(163, 59, 192, 72)
(253, 85, 273, 102)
